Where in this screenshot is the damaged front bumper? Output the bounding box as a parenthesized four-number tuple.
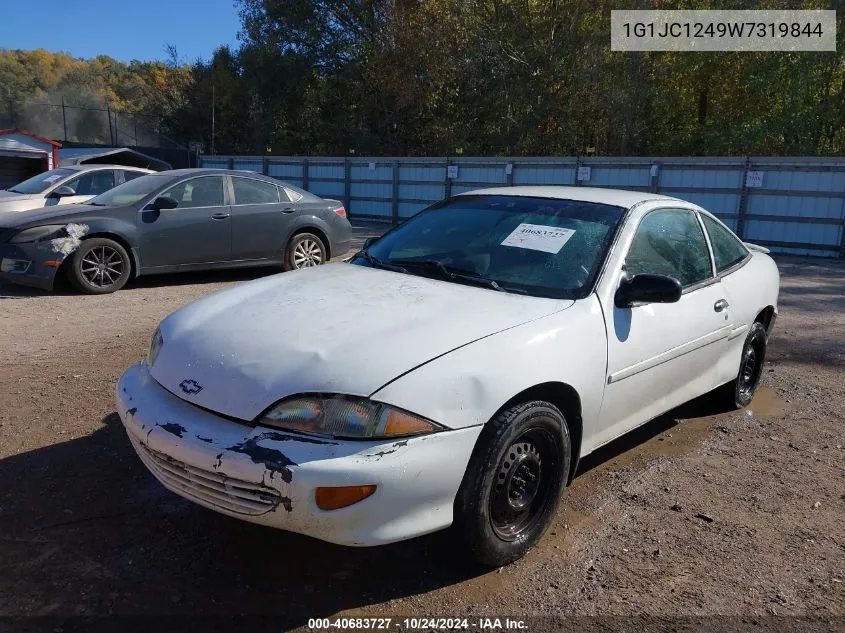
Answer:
(116, 362, 481, 547)
(0, 243, 62, 290)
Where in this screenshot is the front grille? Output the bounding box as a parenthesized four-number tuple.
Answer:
(134, 440, 282, 515)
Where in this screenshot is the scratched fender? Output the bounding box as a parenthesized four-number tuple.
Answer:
(50, 223, 89, 256)
(0, 223, 90, 290)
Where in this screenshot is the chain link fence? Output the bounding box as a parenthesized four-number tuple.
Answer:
(0, 100, 199, 168)
(0, 100, 186, 150)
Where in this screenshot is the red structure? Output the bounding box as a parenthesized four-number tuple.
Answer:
(0, 128, 62, 187)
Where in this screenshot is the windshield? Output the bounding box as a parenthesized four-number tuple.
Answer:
(8, 168, 76, 194)
(88, 173, 170, 206)
(355, 195, 626, 299)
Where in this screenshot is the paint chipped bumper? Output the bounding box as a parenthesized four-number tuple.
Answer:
(0, 243, 61, 290)
(116, 362, 481, 546)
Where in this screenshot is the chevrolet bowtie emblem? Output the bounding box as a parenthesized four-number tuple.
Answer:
(179, 379, 203, 395)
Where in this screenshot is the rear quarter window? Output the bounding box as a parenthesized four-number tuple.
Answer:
(701, 214, 749, 273)
(282, 187, 303, 202)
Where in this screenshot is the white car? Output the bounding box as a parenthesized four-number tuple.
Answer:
(116, 186, 779, 566)
(0, 164, 154, 212)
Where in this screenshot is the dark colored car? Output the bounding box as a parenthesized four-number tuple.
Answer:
(0, 169, 352, 294)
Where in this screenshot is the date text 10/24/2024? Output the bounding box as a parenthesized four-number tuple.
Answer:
(308, 618, 528, 630)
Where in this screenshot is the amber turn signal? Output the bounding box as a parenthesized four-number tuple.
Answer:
(315, 485, 377, 510)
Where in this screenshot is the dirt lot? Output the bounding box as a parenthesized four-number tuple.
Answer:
(0, 226, 842, 631)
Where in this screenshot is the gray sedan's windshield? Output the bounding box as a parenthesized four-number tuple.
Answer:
(88, 174, 171, 206)
(8, 168, 76, 194)
(355, 195, 625, 299)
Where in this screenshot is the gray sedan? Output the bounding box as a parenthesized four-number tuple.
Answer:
(0, 169, 352, 294)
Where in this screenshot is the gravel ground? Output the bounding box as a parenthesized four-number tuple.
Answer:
(0, 229, 842, 632)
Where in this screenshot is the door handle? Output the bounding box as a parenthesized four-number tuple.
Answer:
(211, 212, 230, 220)
(714, 299, 729, 312)
(281, 207, 295, 214)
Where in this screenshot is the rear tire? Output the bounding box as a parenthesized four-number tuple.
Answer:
(715, 321, 767, 409)
(455, 401, 570, 567)
(284, 232, 326, 271)
(68, 237, 131, 294)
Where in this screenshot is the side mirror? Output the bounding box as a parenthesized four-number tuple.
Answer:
(50, 186, 77, 198)
(362, 236, 377, 249)
(615, 273, 682, 308)
(147, 196, 179, 211)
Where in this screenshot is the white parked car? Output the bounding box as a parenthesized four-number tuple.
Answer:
(116, 187, 779, 566)
(0, 164, 154, 212)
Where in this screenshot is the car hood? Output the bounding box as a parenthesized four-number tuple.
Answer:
(150, 263, 573, 421)
(0, 203, 113, 229)
(0, 190, 41, 201)
(0, 191, 46, 213)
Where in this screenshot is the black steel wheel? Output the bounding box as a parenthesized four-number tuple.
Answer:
(455, 400, 570, 567)
(715, 321, 768, 409)
(490, 432, 554, 541)
(69, 237, 131, 294)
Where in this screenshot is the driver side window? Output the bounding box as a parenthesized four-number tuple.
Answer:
(626, 209, 713, 288)
(63, 173, 92, 196)
(63, 170, 116, 196)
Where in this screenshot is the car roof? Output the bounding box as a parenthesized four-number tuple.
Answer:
(456, 186, 682, 209)
(159, 168, 269, 178)
(154, 168, 316, 190)
(59, 164, 155, 173)
(135, 168, 322, 201)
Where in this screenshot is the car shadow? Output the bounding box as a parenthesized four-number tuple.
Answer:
(0, 390, 734, 625)
(575, 390, 733, 476)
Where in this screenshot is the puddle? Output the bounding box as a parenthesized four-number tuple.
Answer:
(746, 386, 791, 419)
(632, 416, 713, 462)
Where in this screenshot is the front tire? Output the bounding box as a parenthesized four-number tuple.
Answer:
(68, 238, 131, 294)
(716, 321, 768, 409)
(455, 401, 570, 567)
(284, 232, 326, 271)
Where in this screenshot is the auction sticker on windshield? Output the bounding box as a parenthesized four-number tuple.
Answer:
(501, 223, 575, 254)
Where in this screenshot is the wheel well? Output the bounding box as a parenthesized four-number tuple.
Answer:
(57, 232, 138, 279)
(499, 382, 583, 483)
(291, 227, 331, 260)
(755, 305, 776, 335)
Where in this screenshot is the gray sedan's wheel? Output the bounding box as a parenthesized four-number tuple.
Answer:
(68, 237, 131, 294)
(284, 233, 326, 271)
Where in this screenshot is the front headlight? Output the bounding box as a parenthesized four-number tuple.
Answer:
(9, 225, 67, 244)
(257, 396, 443, 439)
(148, 327, 164, 367)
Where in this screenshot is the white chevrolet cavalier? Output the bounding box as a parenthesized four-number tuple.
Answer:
(117, 187, 779, 566)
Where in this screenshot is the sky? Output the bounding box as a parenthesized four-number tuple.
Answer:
(3, 0, 242, 63)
